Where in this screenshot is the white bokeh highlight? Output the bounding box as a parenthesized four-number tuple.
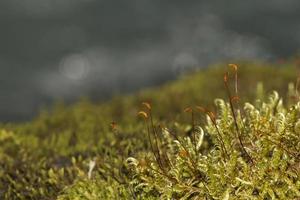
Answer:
(59, 54, 90, 81)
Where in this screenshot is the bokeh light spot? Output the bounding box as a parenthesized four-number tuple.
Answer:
(59, 54, 90, 81)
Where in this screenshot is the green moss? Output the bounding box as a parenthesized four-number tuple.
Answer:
(127, 91, 300, 199)
(0, 62, 299, 199)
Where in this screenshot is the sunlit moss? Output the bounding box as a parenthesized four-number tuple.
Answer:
(0, 62, 299, 199)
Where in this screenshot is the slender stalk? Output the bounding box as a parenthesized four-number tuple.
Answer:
(144, 118, 160, 168)
(224, 72, 253, 164)
(149, 110, 164, 170)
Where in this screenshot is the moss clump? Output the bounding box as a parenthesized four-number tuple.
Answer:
(127, 91, 300, 199)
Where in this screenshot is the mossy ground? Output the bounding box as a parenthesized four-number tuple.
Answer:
(0, 61, 299, 199)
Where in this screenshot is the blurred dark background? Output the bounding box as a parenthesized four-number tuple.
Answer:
(0, 0, 300, 122)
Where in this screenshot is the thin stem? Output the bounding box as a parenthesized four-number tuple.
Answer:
(149, 110, 165, 170)
(224, 73, 253, 164)
(144, 118, 160, 168)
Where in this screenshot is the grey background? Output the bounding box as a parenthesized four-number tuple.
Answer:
(0, 0, 300, 121)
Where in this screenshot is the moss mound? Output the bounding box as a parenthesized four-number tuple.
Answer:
(1, 62, 299, 199)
